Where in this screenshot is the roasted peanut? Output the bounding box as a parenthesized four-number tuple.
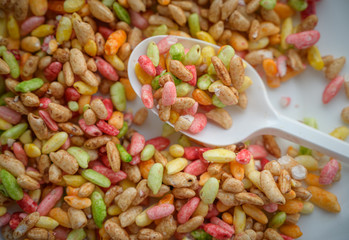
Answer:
(205, 108, 233, 129)
(47, 103, 72, 123)
(49, 150, 79, 175)
(260, 170, 286, 204)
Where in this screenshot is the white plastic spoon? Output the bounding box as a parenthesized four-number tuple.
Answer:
(128, 35, 349, 161)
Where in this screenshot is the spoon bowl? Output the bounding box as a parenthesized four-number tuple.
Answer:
(128, 35, 349, 161)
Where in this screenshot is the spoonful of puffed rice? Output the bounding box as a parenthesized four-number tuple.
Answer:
(128, 35, 349, 161)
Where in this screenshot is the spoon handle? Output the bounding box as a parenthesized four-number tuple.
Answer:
(268, 114, 349, 161)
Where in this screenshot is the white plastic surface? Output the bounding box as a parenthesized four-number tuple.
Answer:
(128, 36, 349, 161)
